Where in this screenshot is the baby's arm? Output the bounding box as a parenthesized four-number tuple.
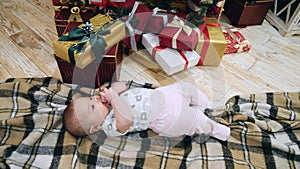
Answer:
(111, 81, 127, 95)
(100, 88, 133, 134)
(99, 82, 127, 104)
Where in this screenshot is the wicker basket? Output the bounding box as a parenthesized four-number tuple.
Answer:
(55, 42, 123, 88)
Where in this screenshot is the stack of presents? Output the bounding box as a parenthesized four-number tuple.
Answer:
(52, 0, 251, 88)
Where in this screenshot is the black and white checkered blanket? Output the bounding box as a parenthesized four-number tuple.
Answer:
(0, 77, 299, 168)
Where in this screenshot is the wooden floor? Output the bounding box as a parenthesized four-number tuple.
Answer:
(0, 0, 300, 106)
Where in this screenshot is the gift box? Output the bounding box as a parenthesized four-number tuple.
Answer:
(53, 14, 126, 69)
(55, 42, 123, 88)
(159, 16, 199, 51)
(53, 1, 99, 37)
(146, 9, 174, 34)
(142, 33, 200, 75)
(223, 0, 274, 26)
(123, 1, 153, 51)
(223, 28, 251, 54)
(195, 18, 227, 66)
(91, 0, 136, 9)
(52, 0, 90, 6)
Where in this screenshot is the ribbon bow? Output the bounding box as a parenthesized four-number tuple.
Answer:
(166, 16, 195, 49)
(89, 29, 111, 62)
(54, 0, 96, 26)
(58, 24, 111, 64)
(168, 16, 193, 36)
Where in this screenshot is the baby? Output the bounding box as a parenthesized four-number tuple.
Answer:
(63, 82, 230, 141)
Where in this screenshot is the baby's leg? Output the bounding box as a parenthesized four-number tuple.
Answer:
(161, 104, 230, 141)
(185, 107, 230, 141)
(178, 82, 211, 108)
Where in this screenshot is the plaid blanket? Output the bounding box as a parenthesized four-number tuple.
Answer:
(0, 77, 299, 168)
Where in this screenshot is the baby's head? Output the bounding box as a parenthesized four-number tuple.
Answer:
(63, 96, 110, 137)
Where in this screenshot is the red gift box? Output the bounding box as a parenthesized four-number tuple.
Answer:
(123, 1, 152, 51)
(159, 16, 199, 51)
(91, 0, 136, 9)
(146, 10, 174, 34)
(53, 2, 98, 37)
(55, 42, 123, 88)
(195, 18, 227, 66)
(223, 28, 251, 54)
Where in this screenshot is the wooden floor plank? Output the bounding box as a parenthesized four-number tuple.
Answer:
(0, 1, 299, 101)
(26, 0, 55, 19)
(0, 64, 11, 81)
(0, 31, 46, 78)
(0, 0, 57, 44)
(0, 4, 60, 78)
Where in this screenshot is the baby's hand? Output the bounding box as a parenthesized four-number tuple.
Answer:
(99, 88, 113, 103)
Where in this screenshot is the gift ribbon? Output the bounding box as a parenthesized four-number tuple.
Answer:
(216, 0, 225, 8)
(178, 50, 189, 70)
(152, 46, 189, 70)
(54, 3, 96, 25)
(90, 29, 111, 62)
(58, 24, 111, 64)
(167, 16, 193, 49)
(152, 7, 168, 26)
(198, 22, 221, 66)
(59, 27, 91, 64)
(225, 28, 250, 53)
(152, 46, 166, 58)
(54, 6, 82, 26)
(125, 1, 140, 51)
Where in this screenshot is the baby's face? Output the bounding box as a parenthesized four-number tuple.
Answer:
(73, 95, 110, 132)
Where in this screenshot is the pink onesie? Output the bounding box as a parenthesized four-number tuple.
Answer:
(148, 82, 230, 141)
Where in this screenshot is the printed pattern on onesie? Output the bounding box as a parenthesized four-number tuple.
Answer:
(102, 88, 152, 136)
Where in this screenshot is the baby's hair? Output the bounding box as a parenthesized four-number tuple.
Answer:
(63, 101, 87, 137)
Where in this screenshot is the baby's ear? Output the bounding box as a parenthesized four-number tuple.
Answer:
(89, 125, 102, 134)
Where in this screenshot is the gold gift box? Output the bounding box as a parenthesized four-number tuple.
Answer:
(53, 14, 126, 69)
(195, 18, 227, 66)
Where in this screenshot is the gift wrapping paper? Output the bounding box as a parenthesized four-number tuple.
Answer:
(123, 1, 153, 50)
(54, 41, 123, 88)
(52, 0, 90, 6)
(53, 1, 99, 37)
(195, 18, 227, 66)
(223, 28, 251, 54)
(142, 33, 200, 76)
(159, 16, 199, 51)
(53, 14, 126, 69)
(146, 9, 174, 34)
(91, 0, 136, 8)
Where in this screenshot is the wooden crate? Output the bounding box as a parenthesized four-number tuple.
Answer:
(265, 0, 300, 36)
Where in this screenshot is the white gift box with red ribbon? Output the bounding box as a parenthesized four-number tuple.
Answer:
(142, 33, 201, 76)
